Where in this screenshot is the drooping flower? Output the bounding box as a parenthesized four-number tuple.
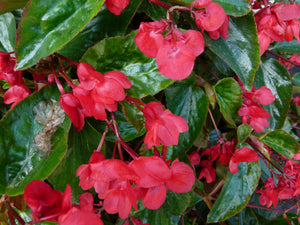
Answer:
(105, 0, 129, 16)
(142, 101, 189, 149)
(4, 85, 30, 109)
(59, 93, 85, 131)
(198, 160, 216, 183)
(256, 177, 279, 207)
(24, 180, 72, 222)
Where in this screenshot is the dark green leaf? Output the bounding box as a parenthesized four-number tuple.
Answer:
(292, 72, 300, 86)
(138, 0, 167, 20)
(0, 0, 28, 15)
(260, 130, 299, 159)
(121, 101, 145, 133)
(213, 0, 251, 16)
(237, 124, 252, 144)
(59, 0, 143, 61)
(81, 31, 174, 98)
(205, 12, 260, 90)
(207, 161, 260, 222)
(166, 76, 209, 159)
(274, 40, 300, 55)
(0, 12, 16, 52)
(213, 78, 242, 126)
(132, 190, 192, 225)
(15, 0, 105, 69)
(254, 58, 292, 130)
(228, 207, 265, 225)
(267, 213, 299, 225)
(0, 85, 71, 196)
(48, 123, 102, 201)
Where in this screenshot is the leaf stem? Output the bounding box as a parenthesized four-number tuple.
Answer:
(148, 0, 171, 9)
(54, 53, 79, 66)
(196, 59, 220, 81)
(4, 199, 25, 225)
(266, 50, 300, 68)
(247, 204, 284, 213)
(59, 71, 76, 89)
(208, 108, 221, 139)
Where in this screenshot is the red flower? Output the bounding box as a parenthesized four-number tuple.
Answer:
(194, 2, 226, 33)
(105, 0, 129, 16)
(73, 62, 131, 120)
(59, 93, 85, 131)
(59, 192, 104, 225)
(256, 177, 278, 207)
(188, 151, 201, 166)
(142, 101, 188, 149)
(229, 147, 259, 174)
(135, 20, 168, 58)
(198, 160, 216, 183)
(130, 156, 194, 209)
(4, 85, 30, 109)
(24, 180, 71, 222)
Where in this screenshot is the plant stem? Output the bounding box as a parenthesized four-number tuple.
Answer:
(209, 180, 224, 196)
(208, 109, 221, 139)
(55, 53, 79, 66)
(96, 125, 109, 152)
(247, 204, 284, 213)
(59, 71, 76, 89)
(50, 56, 65, 94)
(196, 59, 220, 81)
(267, 50, 300, 68)
(4, 200, 25, 225)
(126, 96, 146, 107)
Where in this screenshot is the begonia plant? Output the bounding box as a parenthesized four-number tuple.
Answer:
(0, 0, 299, 224)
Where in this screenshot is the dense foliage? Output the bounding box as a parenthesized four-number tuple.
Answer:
(0, 0, 300, 224)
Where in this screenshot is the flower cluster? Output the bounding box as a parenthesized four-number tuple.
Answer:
(194, 139, 259, 183)
(254, 3, 300, 55)
(59, 62, 132, 131)
(238, 85, 275, 133)
(135, 0, 229, 80)
(0, 52, 30, 108)
(76, 152, 195, 218)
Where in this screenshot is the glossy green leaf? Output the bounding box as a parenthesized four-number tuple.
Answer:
(213, 78, 242, 126)
(81, 31, 174, 98)
(48, 123, 102, 201)
(0, 85, 71, 196)
(165, 76, 209, 159)
(132, 190, 192, 225)
(59, 0, 143, 61)
(254, 58, 292, 130)
(138, 0, 167, 20)
(207, 161, 260, 222)
(169, 0, 250, 16)
(274, 40, 300, 54)
(0, 0, 28, 15)
(15, 0, 105, 69)
(260, 130, 299, 159)
(121, 101, 145, 133)
(237, 124, 252, 144)
(0, 12, 16, 52)
(228, 207, 265, 225)
(205, 12, 260, 90)
(213, 0, 251, 16)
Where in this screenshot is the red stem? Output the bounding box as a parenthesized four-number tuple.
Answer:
(148, 0, 171, 9)
(50, 56, 65, 94)
(162, 145, 167, 160)
(4, 200, 25, 225)
(59, 71, 76, 89)
(7, 211, 16, 225)
(266, 50, 300, 68)
(126, 96, 146, 107)
(96, 125, 109, 152)
(208, 109, 221, 139)
(247, 204, 284, 213)
(55, 53, 79, 66)
(196, 59, 220, 81)
(153, 146, 161, 157)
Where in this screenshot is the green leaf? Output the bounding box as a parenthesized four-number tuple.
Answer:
(292, 72, 300, 86)
(48, 123, 102, 201)
(165, 76, 209, 159)
(132, 190, 192, 225)
(213, 0, 251, 16)
(207, 161, 260, 222)
(0, 12, 16, 52)
(260, 130, 299, 159)
(205, 12, 260, 90)
(58, 0, 143, 61)
(15, 0, 105, 69)
(254, 58, 292, 130)
(138, 0, 167, 20)
(81, 31, 174, 98)
(237, 124, 252, 144)
(228, 207, 265, 225)
(267, 213, 299, 225)
(274, 40, 300, 55)
(121, 101, 145, 134)
(213, 78, 242, 126)
(0, 0, 28, 15)
(0, 85, 71, 195)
